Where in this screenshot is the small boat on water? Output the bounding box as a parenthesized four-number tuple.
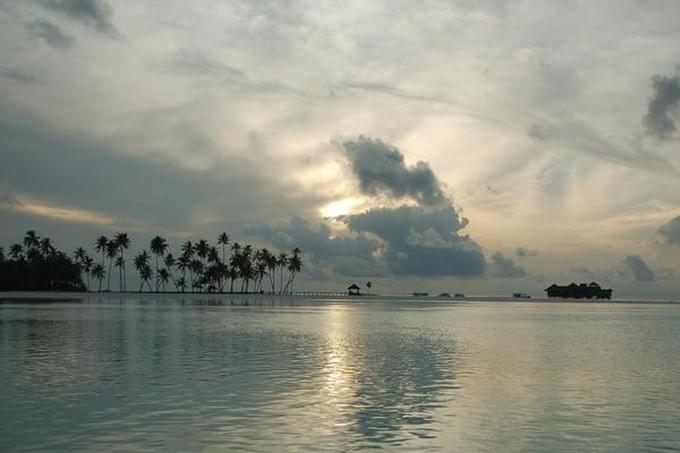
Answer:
(513, 292, 531, 299)
(454, 293, 465, 298)
(412, 292, 429, 297)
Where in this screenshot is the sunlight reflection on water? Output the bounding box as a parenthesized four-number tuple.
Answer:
(1, 297, 680, 451)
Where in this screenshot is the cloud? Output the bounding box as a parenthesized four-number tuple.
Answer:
(40, 0, 117, 35)
(244, 217, 387, 277)
(341, 136, 447, 206)
(624, 255, 655, 282)
(643, 71, 680, 140)
(0, 67, 39, 83)
(27, 20, 73, 49)
(0, 102, 322, 239)
(658, 216, 680, 246)
(345, 205, 486, 277)
(515, 247, 538, 258)
(489, 252, 527, 278)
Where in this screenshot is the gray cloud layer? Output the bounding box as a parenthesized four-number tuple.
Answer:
(624, 255, 655, 282)
(489, 252, 527, 278)
(40, 0, 116, 35)
(658, 216, 680, 246)
(643, 71, 680, 141)
(27, 19, 72, 49)
(342, 137, 447, 206)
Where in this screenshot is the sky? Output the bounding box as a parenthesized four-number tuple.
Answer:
(1, 0, 680, 298)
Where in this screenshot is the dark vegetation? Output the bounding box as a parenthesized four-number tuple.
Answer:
(1, 230, 302, 293)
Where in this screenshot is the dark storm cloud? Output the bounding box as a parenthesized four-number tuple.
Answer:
(345, 205, 486, 277)
(0, 103, 321, 237)
(341, 137, 447, 206)
(488, 252, 526, 278)
(624, 255, 655, 282)
(27, 20, 73, 49)
(244, 217, 387, 277)
(40, 0, 117, 35)
(643, 71, 680, 140)
(658, 216, 680, 246)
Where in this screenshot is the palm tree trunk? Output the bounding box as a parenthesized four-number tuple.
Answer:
(107, 258, 113, 291)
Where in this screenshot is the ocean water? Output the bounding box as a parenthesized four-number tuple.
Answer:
(1, 296, 680, 452)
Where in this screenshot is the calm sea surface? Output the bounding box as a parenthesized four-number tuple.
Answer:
(1, 296, 680, 452)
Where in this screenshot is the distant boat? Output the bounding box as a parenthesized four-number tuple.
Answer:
(545, 282, 612, 299)
(438, 292, 451, 298)
(513, 293, 531, 299)
(454, 293, 465, 298)
(412, 292, 429, 297)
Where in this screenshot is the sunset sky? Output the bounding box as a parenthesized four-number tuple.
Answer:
(2, 0, 680, 297)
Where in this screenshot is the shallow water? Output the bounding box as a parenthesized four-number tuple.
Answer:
(1, 296, 680, 452)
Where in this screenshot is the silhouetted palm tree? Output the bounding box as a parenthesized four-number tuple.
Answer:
(105, 240, 118, 291)
(9, 244, 24, 261)
(95, 235, 108, 267)
(82, 256, 93, 291)
(134, 250, 151, 292)
(23, 230, 39, 250)
(159, 268, 170, 292)
(115, 255, 124, 291)
(263, 249, 276, 294)
(114, 232, 130, 291)
(39, 237, 55, 257)
(92, 264, 105, 292)
(218, 232, 229, 263)
(277, 252, 288, 294)
(283, 248, 302, 294)
(150, 236, 168, 292)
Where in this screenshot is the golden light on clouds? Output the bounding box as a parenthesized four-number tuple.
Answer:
(2, 195, 115, 226)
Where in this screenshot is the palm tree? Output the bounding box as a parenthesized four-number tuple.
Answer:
(114, 232, 130, 291)
(105, 240, 118, 291)
(140, 265, 153, 291)
(217, 232, 229, 262)
(82, 256, 93, 291)
(195, 239, 209, 265)
(176, 277, 187, 293)
(277, 252, 288, 294)
(92, 264, 105, 292)
(162, 253, 178, 291)
(134, 250, 151, 292)
(0, 247, 5, 263)
(283, 248, 302, 294)
(177, 255, 190, 292)
(9, 244, 24, 261)
(23, 230, 40, 250)
(95, 235, 108, 267)
(159, 268, 170, 292)
(115, 255, 125, 292)
(264, 249, 277, 294)
(150, 236, 168, 292)
(73, 247, 86, 263)
(39, 237, 55, 257)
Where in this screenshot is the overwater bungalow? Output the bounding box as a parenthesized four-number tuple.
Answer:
(545, 282, 613, 299)
(347, 283, 361, 296)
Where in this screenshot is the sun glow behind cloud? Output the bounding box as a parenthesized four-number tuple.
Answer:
(1, 195, 115, 225)
(320, 197, 364, 218)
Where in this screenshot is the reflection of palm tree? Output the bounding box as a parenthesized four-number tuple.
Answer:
(92, 264, 105, 292)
